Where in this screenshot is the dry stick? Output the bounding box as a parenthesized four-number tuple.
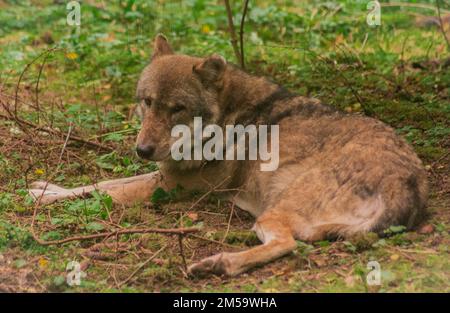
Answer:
(381, 2, 450, 14)
(178, 234, 187, 271)
(189, 233, 237, 249)
(239, 0, 250, 69)
(432, 150, 450, 167)
(221, 201, 236, 244)
(7, 51, 123, 249)
(34, 52, 51, 124)
(436, 0, 450, 51)
(224, 0, 242, 66)
(118, 245, 167, 287)
(57, 122, 73, 165)
(27, 147, 198, 248)
(14, 47, 59, 119)
(221, 187, 245, 244)
(0, 113, 112, 152)
(2, 48, 110, 153)
(32, 122, 74, 211)
(30, 223, 200, 246)
(173, 176, 231, 227)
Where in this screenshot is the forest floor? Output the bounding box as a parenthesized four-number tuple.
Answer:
(0, 0, 449, 292)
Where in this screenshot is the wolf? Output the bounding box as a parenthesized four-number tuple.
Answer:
(29, 34, 428, 277)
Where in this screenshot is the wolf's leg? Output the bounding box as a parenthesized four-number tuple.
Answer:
(29, 171, 165, 206)
(188, 213, 297, 277)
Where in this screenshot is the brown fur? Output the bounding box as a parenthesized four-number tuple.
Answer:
(29, 35, 428, 277)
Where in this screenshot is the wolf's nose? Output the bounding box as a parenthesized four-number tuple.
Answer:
(136, 144, 155, 159)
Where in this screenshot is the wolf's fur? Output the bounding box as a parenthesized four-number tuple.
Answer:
(29, 35, 428, 277)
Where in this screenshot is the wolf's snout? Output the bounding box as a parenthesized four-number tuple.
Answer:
(136, 144, 155, 159)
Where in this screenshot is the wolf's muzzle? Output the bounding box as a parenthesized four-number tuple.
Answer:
(136, 144, 155, 159)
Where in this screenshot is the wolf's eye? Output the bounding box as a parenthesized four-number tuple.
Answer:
(169, 103, 185, 114)
(144, 98, 152, 107)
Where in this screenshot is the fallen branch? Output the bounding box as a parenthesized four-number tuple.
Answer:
(57, 122, 73, 165)
(30, 222, 200, 246)
(0, 112, 112, 152)
(178, 234, 187, 270)
(381, 2, 450, 14)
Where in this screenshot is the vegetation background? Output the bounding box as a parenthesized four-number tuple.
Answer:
(0, 0, 448, 292)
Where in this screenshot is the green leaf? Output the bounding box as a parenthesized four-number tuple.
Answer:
(85, 222, 105, 232)
(102, 194, 113, 210)
(151, 187, 171, 205)
(316, 240, 330, 247)
(53, 275, 66, 287)
(372, 239, 387, 248)
(104, 132, 124, 142)
(95, 160, 115, 170)
(13, 259, 27, 268)
(51, 217, 63, 225)
(42, 231, 61, 241)
(384, 225, 407, 235)
(343, 241, 357, 253)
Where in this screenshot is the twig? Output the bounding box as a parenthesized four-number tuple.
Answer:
(35, 51, 51, 124)
(31, 273, 46, 292)
(118, 244, 167, 287)
(14, 47, 59, 118)
(88, 127, 138, 140)
(381, 2, 450, 14)
(239, 0, 250, 69)
(432, 150, 450, 167)
(221, 200, 236, 244)
(57, 122, 73, 165)
(224, 0, 242, 66)
(173, 176, 231, 227)
(0, 113, 112, 152)
(436, 0, 450, 51)
(1, 46, 111, 153)
(395, 247, 438, 254)
(188, 233, 238, 249)
(178, 234, 187, 270)
(30, 206, 200, 247)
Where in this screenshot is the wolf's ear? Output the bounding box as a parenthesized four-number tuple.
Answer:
(151, 34, 173, 60)
(193, 54, 226, 84)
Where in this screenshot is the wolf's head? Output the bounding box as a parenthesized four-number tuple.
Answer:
(135, 34, 227, 161)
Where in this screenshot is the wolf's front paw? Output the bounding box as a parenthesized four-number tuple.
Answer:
(28, 181, 72, 205)
(187, 253, 235, 277)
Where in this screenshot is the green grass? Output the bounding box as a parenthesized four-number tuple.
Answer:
(0, 0, 449, 292)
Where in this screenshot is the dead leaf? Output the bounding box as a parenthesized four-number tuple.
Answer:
(187, 212, 199, 222)
(418, 224, 435, 234)
(344, 275, 357, 287)
(390, 254, 400, 261)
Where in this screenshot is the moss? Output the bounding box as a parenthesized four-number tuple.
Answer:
(141, 265, 175, 284)
(415, 146, 447, 160)
(348, 232, 380, 252)
(212, 230, 260, 246)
